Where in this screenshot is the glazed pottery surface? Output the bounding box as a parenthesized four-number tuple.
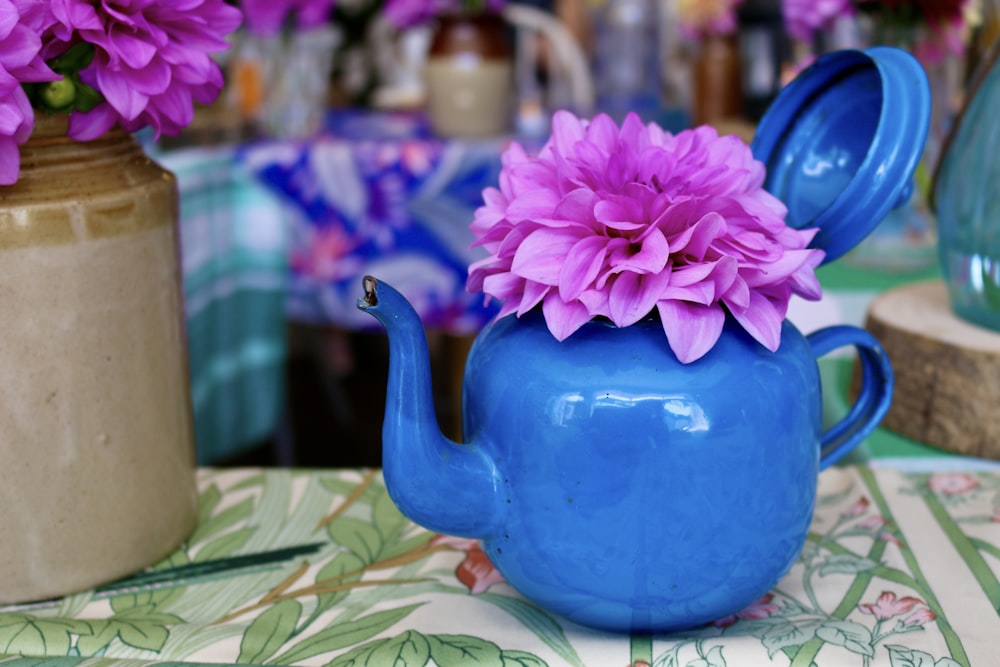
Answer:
(360, 277, 893, 632)
(0, 116, 198, 604)
(424, 12, 513, 138)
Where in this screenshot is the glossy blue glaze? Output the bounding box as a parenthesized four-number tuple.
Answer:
(359, 277, 893, 633)
(751, 47, 930, 264)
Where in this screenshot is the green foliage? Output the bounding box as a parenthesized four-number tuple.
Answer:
(273, 604, 423, 664)
(76, 606, 182, 655)
(327, 631, 541, 667)
(238, 600, 302, 664)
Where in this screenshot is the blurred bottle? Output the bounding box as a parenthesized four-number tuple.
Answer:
(592, 0, 662, 122)
(736, 0, 787, 121)
(935, 40, 1000, 331)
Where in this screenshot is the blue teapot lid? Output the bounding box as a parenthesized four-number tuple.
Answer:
(750, 47, 930, 264)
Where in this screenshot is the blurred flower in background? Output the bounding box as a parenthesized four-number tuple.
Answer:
(240, 0, 338, 36)
(674, 0, 745, 38)
(382, 0, 507, 30)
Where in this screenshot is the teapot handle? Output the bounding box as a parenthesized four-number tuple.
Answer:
(807, 325, 894, 470)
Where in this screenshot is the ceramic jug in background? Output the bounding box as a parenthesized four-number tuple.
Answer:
(0, 116, 197, 604)
(424, 11, 514, 138)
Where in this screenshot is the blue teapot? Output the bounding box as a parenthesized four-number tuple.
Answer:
(359, 47, 928, 633)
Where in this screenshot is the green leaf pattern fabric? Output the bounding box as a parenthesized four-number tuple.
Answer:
(1, 465, 998, 666)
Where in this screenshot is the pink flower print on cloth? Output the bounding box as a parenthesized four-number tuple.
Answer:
(928, 472, 980, 496)
(432, 535, 504, 594)
(858, 591, 924, 621)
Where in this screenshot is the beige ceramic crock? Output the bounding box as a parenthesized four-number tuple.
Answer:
(424, 11, 514, 138)
(0, 115, 198, 604)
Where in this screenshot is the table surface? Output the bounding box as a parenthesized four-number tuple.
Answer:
(1, 458, 998, 667)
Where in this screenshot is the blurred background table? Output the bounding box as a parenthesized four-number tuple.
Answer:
(153, 145, 290, 466)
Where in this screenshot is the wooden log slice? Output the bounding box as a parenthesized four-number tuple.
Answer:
(855, 279, 1000, 459)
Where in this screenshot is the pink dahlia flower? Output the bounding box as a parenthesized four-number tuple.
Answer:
(467, 111, 824, 364)
(383, 0, 507, 30)
(42, 0, 242, 141)
(241, 0, 336, 36)
(0, 0, 59, 185)
(674, 0, 744, 39)
(781, 0, 854, 42)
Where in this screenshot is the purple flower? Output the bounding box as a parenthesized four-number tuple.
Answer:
(782, 0, 854, 42)
(241, 0, 336, 36)
(675, 0, 744, 39)
(467, 111, 824, 364)
(383, 0, 506, 29)
(0, 0, 59, 185)
(42, 0, 242, 140)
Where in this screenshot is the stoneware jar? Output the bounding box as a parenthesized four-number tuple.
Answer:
(360, 47, 931, 633)
(424, 11, 513, 139)
(0, 115, 198, 604)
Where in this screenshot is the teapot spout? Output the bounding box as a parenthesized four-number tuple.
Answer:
(357, 276, 500, 538)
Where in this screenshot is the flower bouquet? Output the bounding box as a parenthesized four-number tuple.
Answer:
(783, 0, 979, 64)
(1, 0, 242, 184)
(468, 109, 824, 362)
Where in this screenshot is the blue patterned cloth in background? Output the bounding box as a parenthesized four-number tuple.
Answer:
(240, 109, 502, 335)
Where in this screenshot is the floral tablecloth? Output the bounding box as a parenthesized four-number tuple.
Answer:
(2, 462, 999, 667)
(239, 109, 504, 335)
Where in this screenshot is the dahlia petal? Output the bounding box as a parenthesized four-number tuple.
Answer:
(657, 300, 725, 364)
(742, 248, 822, 288)
(542, 292, 593, 341)
(123, 55, 172, 95)
(577, 288, 610, 318)
(722, 275, 751, 310)
(517, 280, 550, 316)
(661, 282, 714, 306)
(552, 189, 599, 226)
(107, 27, 158, 69)
(149, 82, 194, 129)
(0, 88, 28, 135)
(93, 65, 148, 120)
(482, 271, 524, 304)
(549, 109, 586, 155)
(728, 291, 783, 352)
(0, 134, 21, 185)
(66, 103, 119, 140)
(0, 5, 17, 39)
(682, 212, 726, 260)
(506, 188, 562, 223)
(511, 229, 584, 284)
(607, 227, 669, 275)
(559, 235, 608, 301)
(608, 270, 671, 328)
(49, 0, 103, 32)
(0, 24, 41, 70)
(594, 194, 647, 231)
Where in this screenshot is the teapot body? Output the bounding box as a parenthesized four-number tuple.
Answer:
(464, 310, 822, 632)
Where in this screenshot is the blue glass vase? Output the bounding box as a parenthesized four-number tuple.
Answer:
(934, 41, 1000, 330)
